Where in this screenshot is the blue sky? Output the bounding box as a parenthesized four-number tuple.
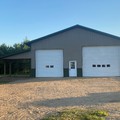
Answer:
(0, 0, 120, 45)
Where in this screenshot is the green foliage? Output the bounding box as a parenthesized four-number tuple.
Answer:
(11, 60, 31, 75)
(42, 109, 108, 120)
(0, 80, 11, 84)
(0, 38, 30, 58)
(91, 110, 109, 117)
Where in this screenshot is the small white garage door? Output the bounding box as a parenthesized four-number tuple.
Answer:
(36, 50, 63, 77)
(83, 46, 120, 77)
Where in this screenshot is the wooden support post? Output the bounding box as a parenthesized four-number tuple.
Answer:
(9, 62, 12, 75)
(4, 62, 6, 75)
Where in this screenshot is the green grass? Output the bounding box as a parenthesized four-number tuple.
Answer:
(0, 76, 29, 84)
(42, 108, 108, 120)
(0, 77, 15, 84)
(0, 80, 11, 84)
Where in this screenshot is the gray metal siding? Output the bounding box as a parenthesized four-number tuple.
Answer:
(4, 51, 31, 59)
(31, 28, 120, 69)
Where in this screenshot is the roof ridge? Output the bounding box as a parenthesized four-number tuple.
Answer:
(27, 24, 120, 45)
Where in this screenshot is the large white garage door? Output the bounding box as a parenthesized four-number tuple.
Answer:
(83, 46, 120, 77)
(36, 50, 63, 77)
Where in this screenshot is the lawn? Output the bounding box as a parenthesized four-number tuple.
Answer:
(42, 108, 108, 120)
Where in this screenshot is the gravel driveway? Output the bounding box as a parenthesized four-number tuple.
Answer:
(0, 77, 120, 120)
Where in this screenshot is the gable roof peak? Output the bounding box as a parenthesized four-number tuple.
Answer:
(27, 24, 120, 45)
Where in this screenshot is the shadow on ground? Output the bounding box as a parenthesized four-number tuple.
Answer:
(1, 76, 120, 84)
(1, 77, 87, 84)
(22, 92, 120, 108)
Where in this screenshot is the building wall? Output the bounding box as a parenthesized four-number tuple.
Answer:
(31, 27, 120, 73)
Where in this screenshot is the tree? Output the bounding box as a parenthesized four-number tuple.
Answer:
(21, 37, 30, 51)
(0, 44, 9, 57)
(0, 38, 30, 57)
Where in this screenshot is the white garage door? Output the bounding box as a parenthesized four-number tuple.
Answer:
(83, 46, 120, 77)
(36, 50, 63, 77)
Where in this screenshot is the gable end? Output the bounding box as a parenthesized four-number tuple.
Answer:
(27, 24, 120, 46)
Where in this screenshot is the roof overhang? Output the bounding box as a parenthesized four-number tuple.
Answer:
(0, 50, 31, 60)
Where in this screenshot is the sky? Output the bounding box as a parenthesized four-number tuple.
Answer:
(0, 0, 120, 45)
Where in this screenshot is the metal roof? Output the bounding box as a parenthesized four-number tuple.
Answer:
(27, 24, 120, 46)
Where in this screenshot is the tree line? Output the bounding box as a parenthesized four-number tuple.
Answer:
(0, 38, 30, 58)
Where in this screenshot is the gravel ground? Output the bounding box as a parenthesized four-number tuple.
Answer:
(0, 77, 120, 120)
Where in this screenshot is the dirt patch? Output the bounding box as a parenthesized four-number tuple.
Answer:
(0, 77, 120, 120)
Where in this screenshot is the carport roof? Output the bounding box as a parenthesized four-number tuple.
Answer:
(0, 50, 31, 59)
(27, 24, 120, 45)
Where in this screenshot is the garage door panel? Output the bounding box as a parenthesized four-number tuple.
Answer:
(36, 50, 63, 77)
(83, 46, 120, 77)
